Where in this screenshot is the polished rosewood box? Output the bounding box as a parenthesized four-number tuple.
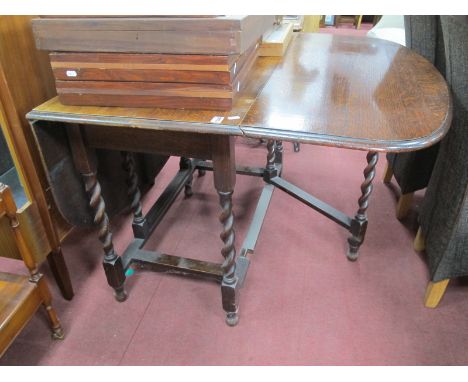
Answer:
(32, 16, 274, 110)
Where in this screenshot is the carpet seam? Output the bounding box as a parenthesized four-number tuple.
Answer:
(117, 276, 164, 365)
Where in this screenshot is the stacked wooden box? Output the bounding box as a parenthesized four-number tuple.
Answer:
(32, 16, 275, 111)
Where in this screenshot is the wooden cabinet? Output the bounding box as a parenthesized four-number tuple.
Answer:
(0, 16, 73, 299)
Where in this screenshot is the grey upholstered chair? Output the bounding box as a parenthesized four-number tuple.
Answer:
(412, 16, 468, 307)
(383, 16, 445, 219)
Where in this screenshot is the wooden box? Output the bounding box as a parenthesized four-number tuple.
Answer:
(32, 16, 275, 55)
(32, 16, 273, 110)
(52, 39, 259, 111)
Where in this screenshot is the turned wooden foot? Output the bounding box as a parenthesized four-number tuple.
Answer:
(425, 279, 450, 308)
(45, 302, 64, 340)
(383, 161, 393, 183)
(414, 227, 425, 252)
(225, 310, 239, 327)
(113, 285, 128, 302)
(37, 278, 64, 340)
(396, 192, 414, 220)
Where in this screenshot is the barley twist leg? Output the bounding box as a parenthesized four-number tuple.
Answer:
(121, 151, 144, 223)
(347, 151, 379, 261)
(83, 172, 127, 301)
(218, 191, 238, 326)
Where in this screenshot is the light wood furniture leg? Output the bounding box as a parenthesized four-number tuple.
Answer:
(355, 16, 363, 29)
(414, 228, 449, 308)
(425, 279, 450, 308)
(303, 16, 321, 32)
(0, 183, 64, 342)
(396, 192, 414, 220)
(383, 161, 393, 183)
(414, 227, 426, 251)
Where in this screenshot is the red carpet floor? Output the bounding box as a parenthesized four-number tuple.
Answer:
(1, 139, 468, 365)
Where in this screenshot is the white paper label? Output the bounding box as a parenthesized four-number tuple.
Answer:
(66, 70, 77, 77)
(227, 116, 240, 120)
(210, 116, 224, 123)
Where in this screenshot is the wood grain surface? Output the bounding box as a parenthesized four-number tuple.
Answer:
(50, 40, 257, 86)
(0, 272, 42, 357)
(34, 16, 269, 32)
(32, 16, 275, 55)
(51, 51, 238, 70)
(28, 34, 452, 152)
(241, 33, 452, 151)
(54, 42, 260, 110)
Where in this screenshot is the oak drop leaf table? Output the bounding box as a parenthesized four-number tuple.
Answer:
(27, 34, 452, 326)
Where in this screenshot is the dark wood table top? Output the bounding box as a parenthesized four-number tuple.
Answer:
(28, 33, 452, 152)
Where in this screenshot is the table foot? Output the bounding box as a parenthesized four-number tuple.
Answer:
(226, 311, 239, 326)
(346, 245, 359, 262)
(51, 326, 65, 340)
(221, 277, 240, 327)
(113, 286, 128, 302)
